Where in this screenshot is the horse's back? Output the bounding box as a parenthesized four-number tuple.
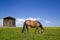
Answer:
(25, 20, 40, 27)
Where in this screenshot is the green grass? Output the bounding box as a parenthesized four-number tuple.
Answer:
(0, 27, 60, 40)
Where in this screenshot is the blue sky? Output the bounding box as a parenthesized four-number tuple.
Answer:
(0, 0, 60, 27)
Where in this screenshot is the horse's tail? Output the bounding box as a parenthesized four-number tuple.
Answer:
(22, 22, 26, 33)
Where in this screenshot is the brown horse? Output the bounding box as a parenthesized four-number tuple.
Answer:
(22, 20, 44, 34)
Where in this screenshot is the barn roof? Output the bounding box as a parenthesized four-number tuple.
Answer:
(3, 16, 15, 19)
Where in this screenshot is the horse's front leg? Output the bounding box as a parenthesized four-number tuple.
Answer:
(35, 27, 38, 34)
(37, 28, 40, 34)
(41, 29, 44, 34)
(35, 27, 40, 34)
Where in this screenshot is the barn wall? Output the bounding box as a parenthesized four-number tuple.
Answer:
(3, 18, 15, 27)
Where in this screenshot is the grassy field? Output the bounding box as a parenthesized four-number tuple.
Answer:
(0, 27, 60, 40)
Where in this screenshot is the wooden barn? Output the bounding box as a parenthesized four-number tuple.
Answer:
(3, 16, 16, 27)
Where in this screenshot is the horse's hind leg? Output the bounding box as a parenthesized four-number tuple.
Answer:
(26, 26, 29, 34)
(24, 26, 26, 34)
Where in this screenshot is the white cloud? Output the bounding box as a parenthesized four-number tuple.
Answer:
(26, 17, 40, 21)
(16, 18, 25, 24)
(16, 18, 25, 26)
(45, 20, 50, 24)
(0, 19, 3, 26)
